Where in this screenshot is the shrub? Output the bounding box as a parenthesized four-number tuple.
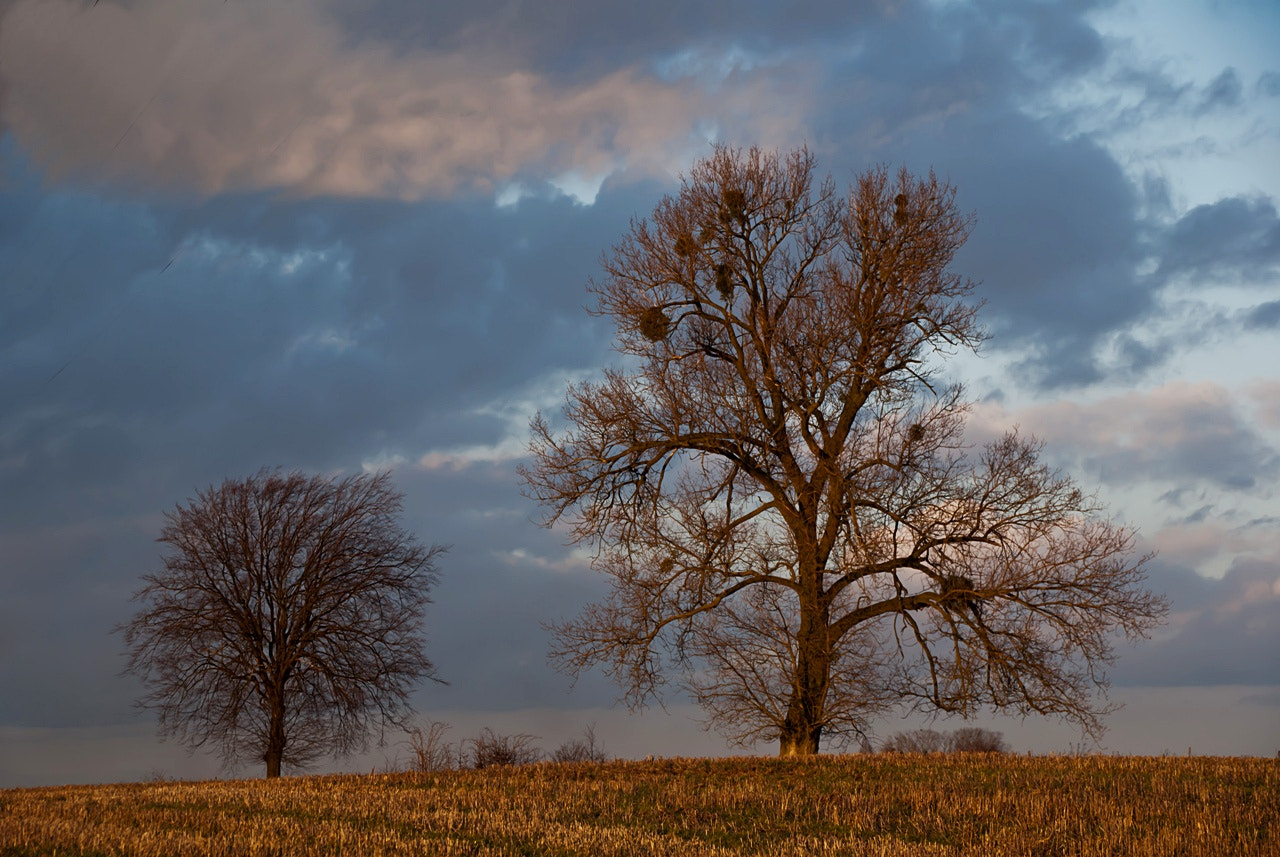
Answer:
(466, 728, 543, 769)
(881, 729, 951, 754)
(551, 725, 609, 764)
(880, 727, 1008, 754)
(406, 720, 459, 772)
(949, 727, 1009, 753)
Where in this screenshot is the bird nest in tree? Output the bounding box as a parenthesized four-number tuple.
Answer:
(894, 192, 910, 226)
(674, 232, 698, 258)
(720, 187, 747, 225)
(639, 306, 672, 342)
(938, 574, 983, 618)
(714, 263, 735, 300)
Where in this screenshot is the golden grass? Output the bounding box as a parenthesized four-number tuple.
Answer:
(2, 754, 1276, 856)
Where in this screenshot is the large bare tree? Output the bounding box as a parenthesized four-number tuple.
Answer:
(522, 145, 1167, 757)
(120, 469, 445, 777)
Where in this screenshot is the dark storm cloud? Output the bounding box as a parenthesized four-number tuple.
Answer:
(717, 0, 1202, 391)
(0, 0, 1232, 395)
(805, 0, 1108, 163)
(0, 150, 635, 494)
(945, 121, 1149, 387)
(793, 0, 1148, 387)
(0, 137, 644, 732)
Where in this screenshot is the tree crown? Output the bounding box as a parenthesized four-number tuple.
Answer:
(121, 469, 445, 776)
(523, 145, 1165, 753)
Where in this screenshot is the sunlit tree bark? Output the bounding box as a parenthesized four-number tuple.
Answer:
(523, 145, 1166, 756)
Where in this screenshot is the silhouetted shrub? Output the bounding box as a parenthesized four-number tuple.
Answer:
(880, 727, 1008, 754)
(881, 729, 950, 754)
(467, 729, 542, 769)
(949, 726, 1008, 753)
(406, 720, 459, 772)
(551, 725, 608, 764)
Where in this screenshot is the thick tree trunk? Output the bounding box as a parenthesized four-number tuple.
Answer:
(778, 583, 830, 758)
(778, 719, 823, 757)
(264, 692, 286, 779)
(778, 674, 826, 757)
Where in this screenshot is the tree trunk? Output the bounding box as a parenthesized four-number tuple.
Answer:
(778, 719, 823, 757)
(778, 587, 830, 758)
(264, 692, 286, 779)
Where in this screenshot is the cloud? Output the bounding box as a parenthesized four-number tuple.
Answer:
(0, 148, 647, 730)
(1258, 71, 1280, 98)
(1144, 518, 1280, 578)
(1096, 64, 1247, 127)
(1250, 381, 1280, 430)
(0, 0, 807, 199)
(0, 143, 648, 532)
(1194, 67, 1244, 114)
(3, 0, 1279, 782)
(1114, 557, 1280, 687)
(416, 442, 525, 473)
(1245, 300, 1280, 329)
(4, 0, 1262, 396)
(971, 381, 1280, 492)
(718, 0, 1159, 390)
(948, 124, 1151, 387)
(1158, 195, 1280, 284)
(330, 0, 893, 76)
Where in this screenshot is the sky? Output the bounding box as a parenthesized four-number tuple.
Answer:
(1, 0, 1277, 787)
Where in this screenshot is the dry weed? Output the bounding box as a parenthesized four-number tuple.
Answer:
(1, 754, 1275, 855)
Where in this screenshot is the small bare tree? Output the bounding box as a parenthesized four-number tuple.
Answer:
(522, 145, 1168, 757)
(406, 720, 459, 772)
(119, 469, 446, 778)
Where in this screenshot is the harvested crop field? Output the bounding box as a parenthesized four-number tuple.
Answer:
(2, 754, 1276, 856)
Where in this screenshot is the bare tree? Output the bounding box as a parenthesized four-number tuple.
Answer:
(522, 145, 1167, 757)
(406, 720, 459, 772)
(119, 469, 446, 778)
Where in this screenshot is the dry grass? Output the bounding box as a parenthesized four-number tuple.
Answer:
(2, 754, 1276, 856)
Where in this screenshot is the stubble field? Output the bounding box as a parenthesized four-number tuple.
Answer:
(1, 754, 1276, 856)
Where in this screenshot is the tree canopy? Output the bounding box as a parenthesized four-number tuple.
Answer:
(523, 145, 1167, 756)
(120, 469, 445, 777)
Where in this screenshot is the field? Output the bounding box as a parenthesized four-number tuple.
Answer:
(2, 754, 1276, 856)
